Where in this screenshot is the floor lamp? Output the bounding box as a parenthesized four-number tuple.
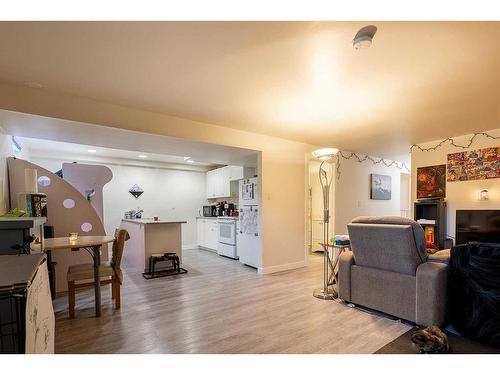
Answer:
(312, 147, 339, 300)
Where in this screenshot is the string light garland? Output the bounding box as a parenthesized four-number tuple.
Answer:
(331, 131, 499, 180)
(335, 151, 411, 179)
(410, 131, 500, 153)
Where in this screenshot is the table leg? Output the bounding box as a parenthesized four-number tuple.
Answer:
(93, 245, 102, 317)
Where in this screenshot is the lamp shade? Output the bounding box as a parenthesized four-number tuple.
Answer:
(312, 148, 339, 161)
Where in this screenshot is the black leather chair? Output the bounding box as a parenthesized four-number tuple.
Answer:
(449, 242, 500, 347)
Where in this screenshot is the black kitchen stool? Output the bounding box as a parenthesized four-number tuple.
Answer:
(143, 252, 187, 279)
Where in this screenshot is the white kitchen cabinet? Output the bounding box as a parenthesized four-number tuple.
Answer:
(205, 220, 219, 250)
(197, 218, 206, 247)
(206, 170, 216, 199)
(197, 218, 218, 251)
(228, 166, 244, 181)
(206, 166, 243, 199)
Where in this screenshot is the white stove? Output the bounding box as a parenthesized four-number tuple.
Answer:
(217, 217, 238, 259)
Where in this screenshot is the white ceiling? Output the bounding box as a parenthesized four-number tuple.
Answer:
(0, 21, 499, 158)
(20, 136, 218, 170)
(0, 110, 259, 168)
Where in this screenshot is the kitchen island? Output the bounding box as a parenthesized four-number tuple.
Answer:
(120, 219, 187, 272)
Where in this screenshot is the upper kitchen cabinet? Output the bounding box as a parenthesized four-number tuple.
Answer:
(206, 166, 243, 199)
(227, 166, 243, 181)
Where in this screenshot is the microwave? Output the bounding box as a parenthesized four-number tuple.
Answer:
(203, 205, 216, 217)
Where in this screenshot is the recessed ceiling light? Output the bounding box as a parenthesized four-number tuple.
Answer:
(187, 159, 195, 164)
(87, 149, 97, 153)
(24, 81, 43, 89)
(183, 157, 191, 161)
(138, 154, 147, 159)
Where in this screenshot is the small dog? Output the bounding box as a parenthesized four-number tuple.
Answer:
(411, 325, 449, 354)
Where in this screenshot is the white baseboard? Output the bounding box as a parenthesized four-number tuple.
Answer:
(182, 244, 198, 250)
(258, 259, 306, 275)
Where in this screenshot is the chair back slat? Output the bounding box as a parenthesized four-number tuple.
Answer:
(111, 228, 130, 283)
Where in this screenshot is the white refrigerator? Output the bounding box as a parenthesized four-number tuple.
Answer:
(237, 177, 261, 269)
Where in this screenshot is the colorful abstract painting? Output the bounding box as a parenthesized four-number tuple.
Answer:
(447, 147, 500, 182)
(417, 164, 446, 198)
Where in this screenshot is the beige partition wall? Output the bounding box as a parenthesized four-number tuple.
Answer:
(62, 162, 112, 223)
(7, 157, 110, 292)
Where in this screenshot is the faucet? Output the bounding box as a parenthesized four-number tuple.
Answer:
(134, 209, 144, 219)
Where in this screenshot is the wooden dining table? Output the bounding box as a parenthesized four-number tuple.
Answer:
(43, 236, 115, 317)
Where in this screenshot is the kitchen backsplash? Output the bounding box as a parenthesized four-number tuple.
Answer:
(207, 197, 238, 205)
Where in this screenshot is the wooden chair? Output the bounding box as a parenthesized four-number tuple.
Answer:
(67, 229, 130, 318)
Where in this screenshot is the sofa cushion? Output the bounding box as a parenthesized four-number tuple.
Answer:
(351, 216, 427, 262)
(348, 223, 423, 275)
(350, 265, 416, 322)
(427, 249, 451, 264)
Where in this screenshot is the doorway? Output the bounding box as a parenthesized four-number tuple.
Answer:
(400, 172, 411, 218)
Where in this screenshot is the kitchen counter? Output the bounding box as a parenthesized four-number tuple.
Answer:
(122, 218, 187, 225)
(120, 219, 186, 272)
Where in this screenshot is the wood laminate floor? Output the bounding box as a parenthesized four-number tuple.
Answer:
(53, 249, 411, 354)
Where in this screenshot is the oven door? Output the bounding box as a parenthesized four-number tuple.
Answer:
(218, 219, 236, 245)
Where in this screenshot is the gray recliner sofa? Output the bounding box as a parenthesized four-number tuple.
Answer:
(338, 216, 450, 327)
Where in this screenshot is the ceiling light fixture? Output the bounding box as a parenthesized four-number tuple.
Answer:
(353, 25, 377, 50)
(312, 148, 339, 161)
(87, 149, 97, 153)
(187, 160, 195, 164)
(138, 154, 147, 159)
(24, 81, 43, 89)
(183, 157, 191, 161)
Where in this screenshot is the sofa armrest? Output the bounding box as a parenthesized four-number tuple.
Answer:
(338, 251, 355, 302)
(416, 261, 448, 326)
(427, 249, 451, 264)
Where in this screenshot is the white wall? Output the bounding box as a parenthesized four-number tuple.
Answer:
(411, 129, 500, 239)
(31, 157, 207, 248)
(0, 83, 319, 273)
(334, 157, 407, 234)
(0, 131, 12, 213)
(0, 130, 31, 213)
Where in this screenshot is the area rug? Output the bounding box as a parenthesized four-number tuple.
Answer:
(375, 327, 500, 354)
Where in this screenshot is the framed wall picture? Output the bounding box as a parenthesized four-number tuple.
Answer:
(447, 147, 500, 182)
(129, 184, 144, 198)
(370, 174, 391, 200)
(417, 164, 446, 199)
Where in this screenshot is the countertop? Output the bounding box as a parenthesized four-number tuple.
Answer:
(0, 216, 47, 229)
(0, 253, 46, 290)
(122, 219, 187, 225)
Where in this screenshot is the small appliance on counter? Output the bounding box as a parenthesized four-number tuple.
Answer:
(215, 202, 224, 216)
(201, 205, 217, 217)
